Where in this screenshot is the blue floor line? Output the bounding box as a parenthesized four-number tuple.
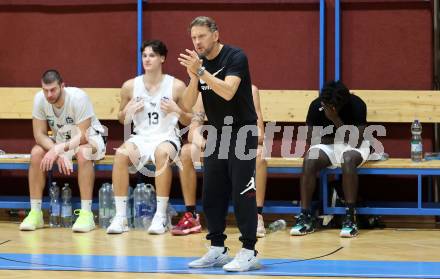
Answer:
(0, 253, 439, 278)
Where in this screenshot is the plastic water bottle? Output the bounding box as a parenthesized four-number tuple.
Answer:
(411, 120, 423, 162)
(126, 185, 134, 228)
(167, 204, 177, 219)
(267, 219, 286, 233)
(61, 183, 72, 227)
(49, 182, 61, 227)
(166, 203, 177, 228)
(99, 183, 113, 228)
(145, 184, 157, 228)
(109, 184, 116, 220)
(133, 183, 148, 229)
(98, 183, 107, 228)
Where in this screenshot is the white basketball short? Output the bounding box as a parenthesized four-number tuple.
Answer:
(127, 134, 181, 173)
(54, 134, 106, 161)
(86, 134, 107, 161)
(308, 141, 371, 169)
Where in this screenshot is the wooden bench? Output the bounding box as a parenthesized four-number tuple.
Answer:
(0, 154, 305, 213)
(1, 87, 440, 215)
(0, 87, 304, 213)
(262, 89, 440, 215)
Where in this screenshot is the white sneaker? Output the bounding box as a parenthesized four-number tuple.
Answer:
(19, 210, 44, 231)
(147, 213, 170, 235)
(106, 216, 129, 234)
(188, 246, 231, 268)
(223, 248, 261, 272)
(72, 210, 96, 233)
(256, 214, 266, 238)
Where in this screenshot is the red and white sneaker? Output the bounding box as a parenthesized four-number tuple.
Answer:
(171, 212, 202, 236)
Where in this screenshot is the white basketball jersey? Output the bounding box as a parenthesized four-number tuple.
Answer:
(32, 87, 104, 143)
(132, 74, 179, 141)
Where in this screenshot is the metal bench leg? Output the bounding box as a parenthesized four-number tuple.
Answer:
(322, 170, 329, 214)
(418, 174, 422, 211)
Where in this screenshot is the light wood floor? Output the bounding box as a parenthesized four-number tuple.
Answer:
(0, 221, 439, 279)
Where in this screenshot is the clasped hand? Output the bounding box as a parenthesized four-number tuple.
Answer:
(178, 49, 202, 78)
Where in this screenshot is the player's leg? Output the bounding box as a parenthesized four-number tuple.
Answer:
(173, 143, 202, 235)
(290, 146, 332, 236)
(339, 150, 363, 238)
(255, 144, 267, 238)
(71, 137, 105, 233)
(147, 140, 179, 234)
(20, 145, 47, 231)
(107, 141, 140, 234)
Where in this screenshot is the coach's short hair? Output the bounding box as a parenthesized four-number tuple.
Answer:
(189, 16, 218, 33)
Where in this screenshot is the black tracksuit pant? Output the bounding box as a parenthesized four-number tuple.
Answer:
(202, 128, 258, 250)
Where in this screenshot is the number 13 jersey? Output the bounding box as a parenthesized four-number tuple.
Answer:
(132, 74, 179, 143)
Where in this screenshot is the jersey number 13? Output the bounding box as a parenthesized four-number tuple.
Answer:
(147, 112, 159, 125)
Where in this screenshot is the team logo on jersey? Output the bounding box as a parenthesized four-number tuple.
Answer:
(47, 116, 54, 127)
(149, 102, 157, 107)
(57, 124, 63, 129)
(65, 116, 74, 124)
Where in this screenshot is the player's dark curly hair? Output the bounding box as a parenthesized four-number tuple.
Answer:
(320, 80, 351, 110)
